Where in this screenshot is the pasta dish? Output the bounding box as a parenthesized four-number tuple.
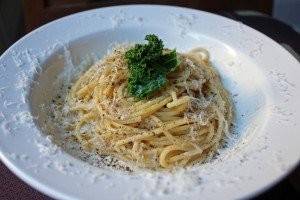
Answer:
(65, 35, 233, 170)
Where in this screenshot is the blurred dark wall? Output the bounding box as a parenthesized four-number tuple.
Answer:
(0, 0, 24, 54)
(273, 0, 300, 32)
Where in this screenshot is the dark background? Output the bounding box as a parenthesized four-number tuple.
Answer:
(0, 0, 299, 199)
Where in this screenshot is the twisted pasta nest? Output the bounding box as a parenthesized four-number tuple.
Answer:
(65, 46, 233, 170)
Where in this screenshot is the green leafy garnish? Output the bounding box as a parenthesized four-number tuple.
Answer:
(125, 34, 180, 99)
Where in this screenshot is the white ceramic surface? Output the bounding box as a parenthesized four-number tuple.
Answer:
(0, 5, 300, 200)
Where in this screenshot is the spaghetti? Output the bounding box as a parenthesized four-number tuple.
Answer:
(65, 46, 233, 170)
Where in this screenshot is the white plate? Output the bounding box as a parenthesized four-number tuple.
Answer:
(0, 5, 300, 200)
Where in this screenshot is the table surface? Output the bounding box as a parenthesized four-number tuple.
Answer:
(1, 11, 300, 200)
